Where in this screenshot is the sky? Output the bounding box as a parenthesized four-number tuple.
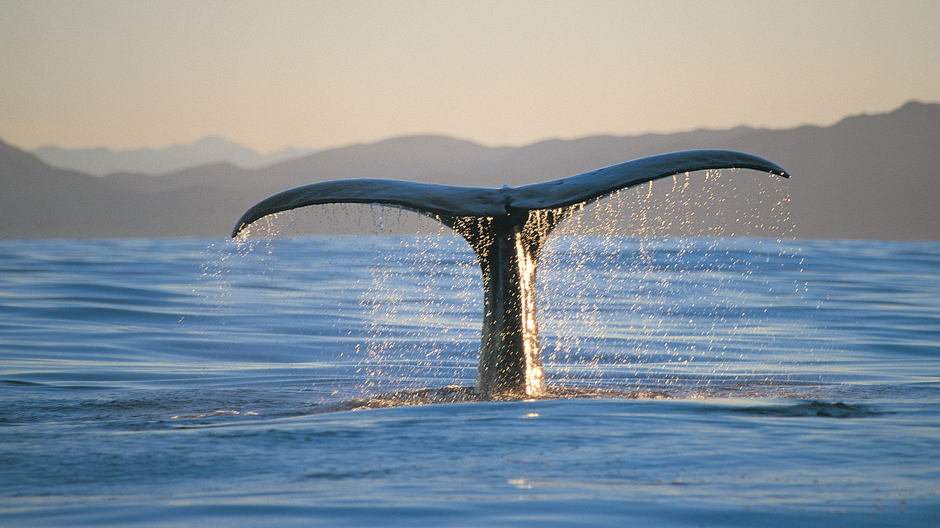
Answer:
(2, 0, 939, 153)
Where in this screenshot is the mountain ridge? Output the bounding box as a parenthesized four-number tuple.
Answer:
(2, 101, 938, 240)
(31, 135, 315, 177)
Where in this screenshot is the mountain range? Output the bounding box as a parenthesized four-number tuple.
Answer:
(32, 136, 314, 176)
(2, 101, 938, 240)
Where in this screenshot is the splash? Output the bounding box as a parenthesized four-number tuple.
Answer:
(319, 385, 671, 413)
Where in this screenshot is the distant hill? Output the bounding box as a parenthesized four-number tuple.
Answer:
(2, 101, 938, 240)
(32, 136, 314, 176)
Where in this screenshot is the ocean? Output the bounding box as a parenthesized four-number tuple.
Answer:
(1, 234, 938, 527)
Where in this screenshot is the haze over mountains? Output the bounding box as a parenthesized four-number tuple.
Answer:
(32, 136, 314, 176)
(2, 101, 938, 240)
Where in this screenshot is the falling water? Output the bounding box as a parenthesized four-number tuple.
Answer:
(537, 168, 803, 397)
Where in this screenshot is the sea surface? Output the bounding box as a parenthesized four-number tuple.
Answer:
(1, 235, 939, 527)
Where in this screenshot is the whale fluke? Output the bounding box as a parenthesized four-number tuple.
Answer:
(232, 150, 789, 396)
(232, 150, 787, 237)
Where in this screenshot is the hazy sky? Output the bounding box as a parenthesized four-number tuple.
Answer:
(2, 0, 938, 152)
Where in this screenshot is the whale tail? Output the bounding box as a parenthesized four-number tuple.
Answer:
(232, 150, 789, 396)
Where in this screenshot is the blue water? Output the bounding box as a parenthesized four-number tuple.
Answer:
(2, 235, 939, 527)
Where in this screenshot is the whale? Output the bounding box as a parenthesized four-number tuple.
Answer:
(232, 149, 789, 397)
